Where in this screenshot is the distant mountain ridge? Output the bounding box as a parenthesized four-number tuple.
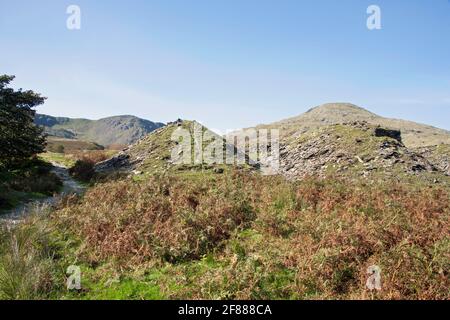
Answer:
(35, 114, 165, 147)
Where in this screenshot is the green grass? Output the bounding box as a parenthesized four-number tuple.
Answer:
(0, 208, 67, 299)
(39, 152, 77, 168)
(63, 266, 165, 300)
(39, 150, 118, 169)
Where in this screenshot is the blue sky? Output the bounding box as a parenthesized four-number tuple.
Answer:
(1, 0, 450, 132)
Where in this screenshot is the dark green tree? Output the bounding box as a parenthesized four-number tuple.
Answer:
(0, 75, 47, 169)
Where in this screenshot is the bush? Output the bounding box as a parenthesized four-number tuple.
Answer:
(55, 145, 65, 154)
(69, 159, 95, 182)
(71, 151, 110, 164)
(0, 158, 62, 210)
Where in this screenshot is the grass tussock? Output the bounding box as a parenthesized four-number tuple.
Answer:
(52, 171, 449, 300)
(0, 206, 66, 300)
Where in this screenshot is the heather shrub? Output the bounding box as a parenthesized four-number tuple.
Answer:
(69, 159, 95, 182)
(56, 171, 256, 265)
(51, 171, 449, 300)
(71, 151, 110, 164)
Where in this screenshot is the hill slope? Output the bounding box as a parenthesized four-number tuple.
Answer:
(255, 103, 450, 148)
(95, 119, 249, 175)
(35, 114, 164, 146)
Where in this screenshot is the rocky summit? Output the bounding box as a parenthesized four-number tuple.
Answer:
(253, 103, 450, 148)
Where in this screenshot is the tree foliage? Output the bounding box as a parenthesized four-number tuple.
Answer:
(0, 75, 46, 168)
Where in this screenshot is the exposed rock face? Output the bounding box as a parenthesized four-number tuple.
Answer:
(95, 153, 132, 173)
(414, 145, 450, 176)
(273, 122, 437, 180)
(374, 127, 402, 142)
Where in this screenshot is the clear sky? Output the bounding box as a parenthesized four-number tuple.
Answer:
(1, 0, 450, 132)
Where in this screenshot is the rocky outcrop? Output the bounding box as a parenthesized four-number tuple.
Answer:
(374, 127, 402, 142)
(414, 145, 450, 176)
(274, 122, 437, 180)
(95, 153, 132, 173)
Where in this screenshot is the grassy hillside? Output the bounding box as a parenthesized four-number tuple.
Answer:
(94, 120, 242, 175)
(35, 114, 164, 147)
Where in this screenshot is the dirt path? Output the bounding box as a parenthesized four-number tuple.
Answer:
(0, 163, 85, 223)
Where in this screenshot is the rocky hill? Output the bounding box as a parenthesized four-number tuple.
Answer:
(233, 103, 450, 181)
(94, 121, 180, 174)
(270, 121, 442, 181)
(95, 119, 235, 174)
(254, 103, 450, 148)
(93, 104, 450, 183)
(35, 114, 164, 147)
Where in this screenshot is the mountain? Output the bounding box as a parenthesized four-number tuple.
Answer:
(35, 114, 165, 147)
(236, 103, 450, 182)
(254, 103, 450, 148)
